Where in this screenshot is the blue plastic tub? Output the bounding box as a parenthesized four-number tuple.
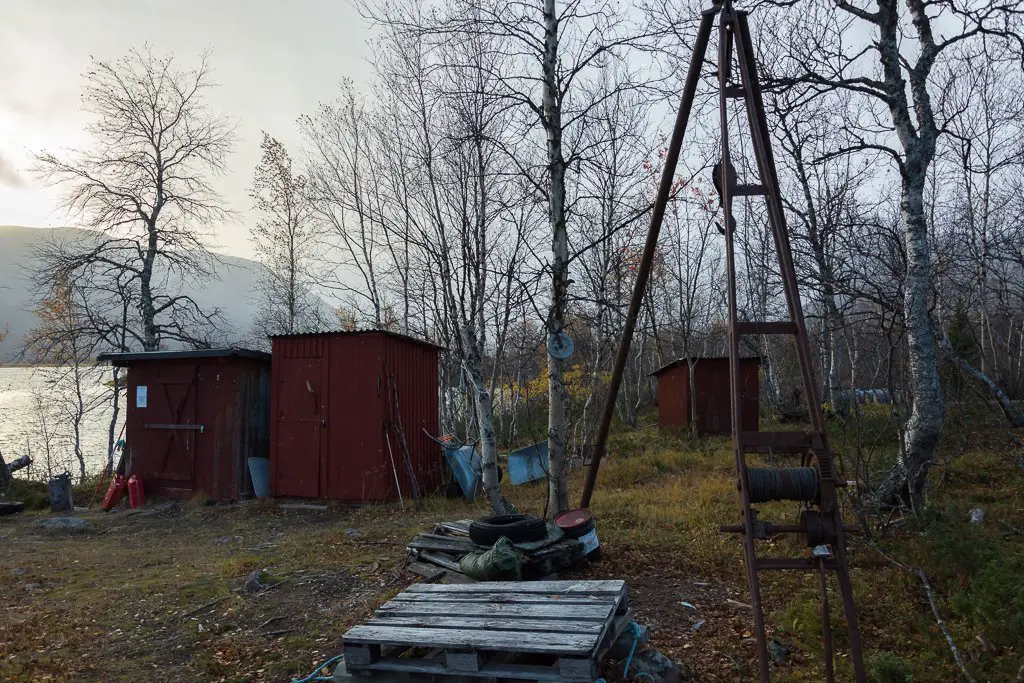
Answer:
(507, 441, 548, 485)
(443, 445, 481, 500)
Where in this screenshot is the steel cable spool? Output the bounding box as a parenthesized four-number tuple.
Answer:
(747, 466, 819, 504)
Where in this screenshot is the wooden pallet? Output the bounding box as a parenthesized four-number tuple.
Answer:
(342, 580, 630, 682)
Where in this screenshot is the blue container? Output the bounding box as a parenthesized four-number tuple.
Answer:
(247, 457, 270, 498)
(507, 441, 548, 485)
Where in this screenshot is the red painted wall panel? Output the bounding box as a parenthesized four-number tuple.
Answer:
(655, 357, 760, 435)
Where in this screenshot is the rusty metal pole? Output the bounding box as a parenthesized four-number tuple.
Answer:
(580, 9, 717, 509)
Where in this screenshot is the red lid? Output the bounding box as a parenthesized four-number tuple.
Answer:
(554, 508, 593, 529)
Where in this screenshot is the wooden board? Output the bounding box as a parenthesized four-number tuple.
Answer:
(367, 614, 606, 634)
(403, 580, 624, 595)
(375, 600, 612, 621)
(391, 591, 608, 604)
(344, 624, 596, 654)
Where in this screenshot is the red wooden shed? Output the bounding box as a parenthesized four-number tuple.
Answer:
(97, 348, 271, 501)
(652, 357, 760, 435)
(269, 330, 443, 502)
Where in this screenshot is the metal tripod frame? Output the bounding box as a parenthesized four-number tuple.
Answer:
(579, 1, 867, 680)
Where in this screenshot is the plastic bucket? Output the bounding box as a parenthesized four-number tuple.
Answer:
(247, 457, 270, 498)
(555, 507, 601, 560)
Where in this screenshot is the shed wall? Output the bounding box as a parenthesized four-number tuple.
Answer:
(270, 332, 440, 502)
(656, 358, 760, 435)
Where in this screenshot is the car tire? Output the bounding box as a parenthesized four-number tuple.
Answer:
(469, 514, 547, 545)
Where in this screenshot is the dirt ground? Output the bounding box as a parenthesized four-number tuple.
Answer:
(0, 498, 770, 682)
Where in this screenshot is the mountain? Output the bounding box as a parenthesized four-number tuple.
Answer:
(0, 226, 262, 362)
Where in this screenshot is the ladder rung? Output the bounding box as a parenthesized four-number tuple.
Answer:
(756, 557, 839, 571)
(735, 321, 797, 335)
(733, 184, 767, 196)
(724, 86, 746, 98)
(740, 431, 812, 453)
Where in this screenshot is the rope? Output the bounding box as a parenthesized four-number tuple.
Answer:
(748, 466, 819, 503)
(621, 621, 645, 678)
(290, 654, 344, 683)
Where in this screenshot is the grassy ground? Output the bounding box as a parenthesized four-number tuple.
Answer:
(1, 414, 1022, 682)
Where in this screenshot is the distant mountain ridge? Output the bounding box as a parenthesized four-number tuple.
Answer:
(0, 225, 262, 362)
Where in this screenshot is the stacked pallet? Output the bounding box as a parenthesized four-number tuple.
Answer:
(342, 580, 632, 682)
(406, 520, 586, 584)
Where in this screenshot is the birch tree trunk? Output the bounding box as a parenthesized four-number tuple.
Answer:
(543, 0, 571, 518)
(877, 177, 944, 508)
(462, 326, 515, 515)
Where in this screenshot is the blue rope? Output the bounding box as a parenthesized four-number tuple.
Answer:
(291, 654, 344, 683)
(621, 621, 644, 678)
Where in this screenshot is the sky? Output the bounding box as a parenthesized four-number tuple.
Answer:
(0, 0, 370, 259)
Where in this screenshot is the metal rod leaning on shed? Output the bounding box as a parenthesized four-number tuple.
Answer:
(579, 7, 717, 510)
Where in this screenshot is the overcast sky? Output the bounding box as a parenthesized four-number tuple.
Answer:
(0, 0, 370, 258)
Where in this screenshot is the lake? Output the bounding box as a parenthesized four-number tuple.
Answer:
(0, 366, 123, 479)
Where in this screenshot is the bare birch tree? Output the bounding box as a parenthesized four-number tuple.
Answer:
(250, 132, 324, 337)
(33, 47, 235, 352)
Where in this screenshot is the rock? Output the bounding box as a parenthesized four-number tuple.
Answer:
(33, 517, 97, 533)
(969, 508, 985, 524)
(213, 536, 234, 544)
(244, 569, 268, 593)
(344, 528, 362, 538)
(607, 621, 651, 660)
(11, 568, 26, 576)
(769, 638, 789, 664)
(628, 649, 683, 683)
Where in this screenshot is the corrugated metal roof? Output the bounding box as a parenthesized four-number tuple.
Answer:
(269, 329, 447, 351)
(651, 355, 761, 376)
(97, 347, 271, 365)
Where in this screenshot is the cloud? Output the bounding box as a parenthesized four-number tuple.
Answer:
(0, 154, 25, 188)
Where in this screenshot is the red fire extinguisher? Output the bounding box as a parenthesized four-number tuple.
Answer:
(127, 474, 145, 509)
(101, 474, 128, 511)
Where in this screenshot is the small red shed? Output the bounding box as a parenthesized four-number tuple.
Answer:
(97, 348, 271, 501)
(652, 357, 760, 435)
(269, 330, 443, 502)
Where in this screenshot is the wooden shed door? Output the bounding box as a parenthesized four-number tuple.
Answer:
(274, 357, 326, 497)
(141, 366, 201, 485)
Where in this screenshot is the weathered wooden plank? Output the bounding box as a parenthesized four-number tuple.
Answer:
(403, 580, 625, 595)
(367, 614, 605, 634)
(343, 643, 380, 667)
(347, 657, 582, 682)
(405, 562, 446, 581)
(417, 551, 463, 572)
(408, 537, 479, 554)
(595, 609, 634, 661)
(375, 600, 613, 621)
(390, 591, 607, 604)
(445, 651, 482, 672)
(558, 657, 597, 680)
(343, 624, 596, 655)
